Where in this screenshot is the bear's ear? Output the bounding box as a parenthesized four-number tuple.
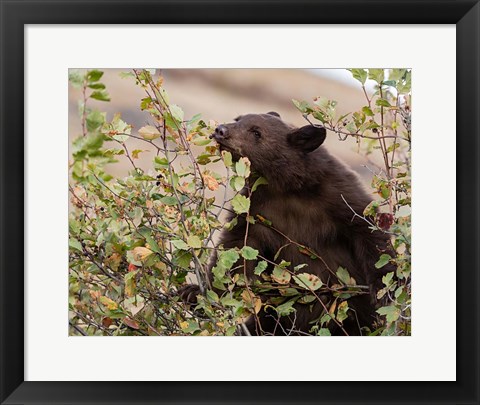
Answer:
(287, 125, 326, 153)
(266, 111, 281, 118)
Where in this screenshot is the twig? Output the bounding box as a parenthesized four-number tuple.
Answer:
(69, 321, 88, 336)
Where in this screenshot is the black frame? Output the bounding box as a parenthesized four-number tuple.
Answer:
(1, 0, 479, 404)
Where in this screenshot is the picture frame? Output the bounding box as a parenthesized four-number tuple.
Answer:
(1, 0, 479, 404)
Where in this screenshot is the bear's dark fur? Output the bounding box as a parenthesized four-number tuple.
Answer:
(180, 112, 393, 336)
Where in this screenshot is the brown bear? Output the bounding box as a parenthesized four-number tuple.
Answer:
(180, 111, 393, 336)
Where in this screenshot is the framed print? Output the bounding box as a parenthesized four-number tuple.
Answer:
(1, 0, 479, 404)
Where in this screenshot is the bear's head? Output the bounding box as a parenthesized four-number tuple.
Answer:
(210, 112, 327, 190)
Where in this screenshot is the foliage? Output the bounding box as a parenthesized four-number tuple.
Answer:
(293, 68, 412, 335)
(69, 68, 411, 336)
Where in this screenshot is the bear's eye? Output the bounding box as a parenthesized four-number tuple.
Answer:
(251, 128, 261, 139)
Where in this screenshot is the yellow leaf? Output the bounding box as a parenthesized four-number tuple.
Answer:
(125, 273, 136, 297)
(132, 149, 147, 159)
(180, 321, 189, 330)
(105, 253, 122, 271)
(329, 299, 338, 316)
(99, 296, 118, 311)
(89, 290, 102, 300)
(138, 125, 160, 140)
(241, 289, 252, 303)
(203, 173, 219, 191)
(241, 290, 262, 314)
(132, 246, 154, 262)
(254, 298, 262, 314)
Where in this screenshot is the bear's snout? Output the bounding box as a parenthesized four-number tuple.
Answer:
(210, 125, 229, 140)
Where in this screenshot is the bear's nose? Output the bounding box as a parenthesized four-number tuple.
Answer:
(210, 125, 229, 140)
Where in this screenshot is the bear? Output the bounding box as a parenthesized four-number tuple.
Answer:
(179, 111, 393, 336)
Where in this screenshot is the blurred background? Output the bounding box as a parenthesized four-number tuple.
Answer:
(69, 69, 380, 186)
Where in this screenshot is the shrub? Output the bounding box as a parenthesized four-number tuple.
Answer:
(68, 68, 411, 336)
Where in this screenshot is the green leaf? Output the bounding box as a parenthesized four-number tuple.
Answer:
(170, 104, 184, 123)
(87, 69, 104, 82)
(312, 111, 327, 124)
(395, 286, 408, 304)
(348, 68, 368, 85)
(389, 69, 407, 82)
(292, 99, 311, 114)
(396, 70, 411, 94)
(68, 70, 84, 89)
(171, 239, 189, 250)
(394, 285, 404, 299)
(220, 297, 243, 309)
(368, 68, 385, 84)
(90, 90, 110, 102)
(293, 263, 308, 272)
(254, 260, 268, 276)
(298, 294, 315, 304)
(160, 196, 178, 205)
(187, 235, 202, 249)
(376, 98, 391, 108)
(173, 250, 192, 269)
(192, 138, 211, 146)
(376, 305, 401, 323)
(154, 87, 170, 106)
(345, 122, 357, 134)
(293, 273, 323, 291)
(382, 271, 394, 287)
(235, 157, 251, 178)
(386, 143, 400, 153)
(380, 185, 391, 199)
(240, 246, 259, 260)
(180, 319, 200, 333)
(86, 110, 105, 133)
(222, 151, 233, 167)
(119, 71, 135, 79)
(272, 267, 291, 284)
(375, 254, 392, 269)
(251, 177, 268, 192)
(108, 113, 131, 142)
(69, 238, 83, 252)
(231, 176, 245, 192)
(87, 83, 106, 90)
(313, 96, 329, 109)
(317, 328, 331, 336)
(362, 106, 374, 116)
(336, 266, 351, 285)
(187, 113, 202, 126)
(231, 194, 250, 214)
(206, 289, 219, 303)
(382, 80, 396, 87)
(275, 299, 297, 316)
(154, 157, 169, 168)
(217, 249, 240, 270)
(320, 313, 332, 326)
(137, 227, 161, 253)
